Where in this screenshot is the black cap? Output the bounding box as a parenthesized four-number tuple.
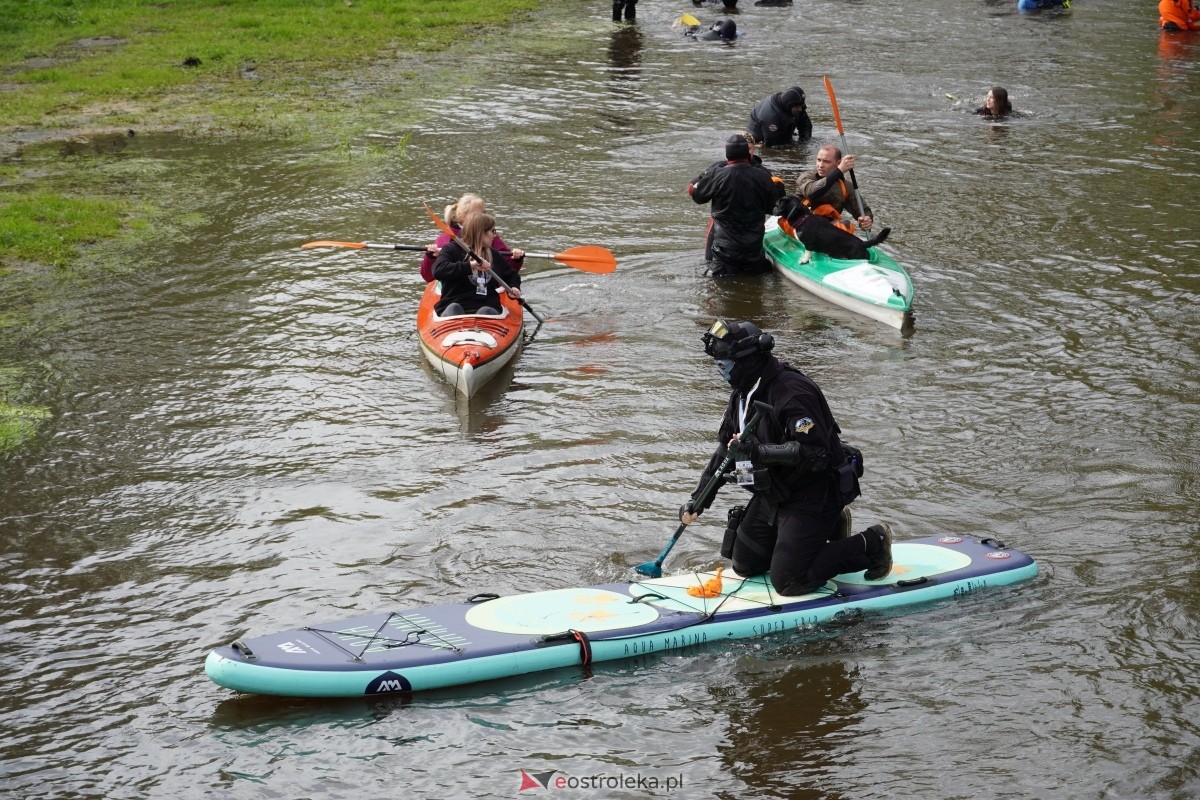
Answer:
(725, 134, 750, 161)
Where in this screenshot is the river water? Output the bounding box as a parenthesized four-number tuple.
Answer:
(2, 1, 1197, 798)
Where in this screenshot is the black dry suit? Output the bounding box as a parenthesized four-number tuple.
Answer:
(689, 159, 785, 276)
(690, 355, 849, 514)
(690, 355, 869, 595)
(747, 87, 814, 147)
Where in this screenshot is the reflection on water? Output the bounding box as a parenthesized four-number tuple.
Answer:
(607, 25, 644, 80)
(719, 656, 865, 800)
(1, 0, 1198, 798)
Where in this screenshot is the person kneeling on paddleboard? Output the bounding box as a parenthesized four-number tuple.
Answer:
(679, 319, 893, 596)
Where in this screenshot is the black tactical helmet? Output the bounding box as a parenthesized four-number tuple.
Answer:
(702, 319, 775, 360)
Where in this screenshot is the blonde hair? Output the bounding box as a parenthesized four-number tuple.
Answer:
(444, 193, 486, 227)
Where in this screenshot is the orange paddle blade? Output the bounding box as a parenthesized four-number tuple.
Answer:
(301, 240, 367, 249)
(553, 245, 616, 274)
(824, 75, 846, 137)
(423, 202, 456, 238)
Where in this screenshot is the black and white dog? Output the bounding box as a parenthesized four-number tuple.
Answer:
(774, 196, 890, 260)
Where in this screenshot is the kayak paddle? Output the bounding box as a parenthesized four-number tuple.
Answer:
(303, 241, 616, 274)
(635, 401, 771, 579)
(498, 245, 616, 274)
(823, 75, 872, 237)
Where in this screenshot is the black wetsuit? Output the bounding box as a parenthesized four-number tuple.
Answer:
(688, 158, 785, 276)
(690, 357, 875, 595)
(431, 240, 521, 315)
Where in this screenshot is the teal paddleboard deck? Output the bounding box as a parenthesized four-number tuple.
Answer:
(762, 217, 914, 330)
(205, 535, 1036, 698)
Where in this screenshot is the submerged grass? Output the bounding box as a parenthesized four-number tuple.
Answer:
(0, 0, 542, 451)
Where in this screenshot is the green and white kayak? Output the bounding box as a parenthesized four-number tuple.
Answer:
(762, 217, 914, 330)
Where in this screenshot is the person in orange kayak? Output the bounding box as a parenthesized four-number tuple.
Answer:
(1159, 0, 1200, 30)
(795, 143, 874, 234)
(431, 212, 522, 317)
(421, 193, 524, 282)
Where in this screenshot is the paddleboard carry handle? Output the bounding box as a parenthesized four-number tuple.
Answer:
(467, 593, 500, 603)
(232, 640, 257, 660)
(535, 629, 593, 665)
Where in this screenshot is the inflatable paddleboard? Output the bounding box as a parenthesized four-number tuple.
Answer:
(205, 535, 1036, 698)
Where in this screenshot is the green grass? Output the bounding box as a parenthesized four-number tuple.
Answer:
(0, 401, 50, 449)
(0, 191, 130, 266)
(0, 365, 50, 450)
(0, 0, 540, 131)
(0, 0, 543, 452)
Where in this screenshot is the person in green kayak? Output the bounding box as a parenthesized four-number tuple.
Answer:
(795, 143, 875, 235)
(680, 319, 893, 596)
(688, 133, 786, 276)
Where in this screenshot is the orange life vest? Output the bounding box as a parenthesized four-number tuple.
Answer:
(1160, 0, 1200, 29)
(801, 178, 856, 234)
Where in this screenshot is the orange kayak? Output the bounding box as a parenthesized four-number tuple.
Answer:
(416, 281, 523, 397)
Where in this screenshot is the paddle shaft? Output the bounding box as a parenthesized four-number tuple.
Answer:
(823, 75, 871, 234)
(361, 243, 428, 252)
(636, 402, 771, 578)
(300, 240, 430, 251)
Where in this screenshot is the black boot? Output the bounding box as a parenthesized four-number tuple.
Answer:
(863, 523, 894, 581)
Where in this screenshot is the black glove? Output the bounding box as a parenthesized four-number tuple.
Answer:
(679, 502, 696, 522)
(727, 434, 759, 463)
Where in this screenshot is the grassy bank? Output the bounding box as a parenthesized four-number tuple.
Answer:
(0, 0, 542, 450)
(0, 0, 539, 134)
